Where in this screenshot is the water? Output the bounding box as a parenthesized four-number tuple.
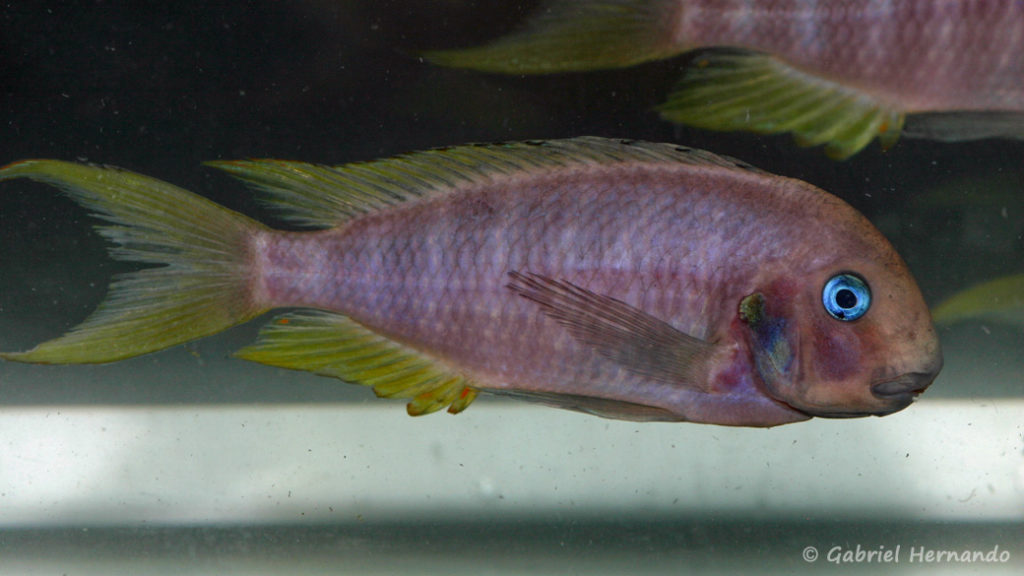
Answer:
(0, 2, 1021, 574)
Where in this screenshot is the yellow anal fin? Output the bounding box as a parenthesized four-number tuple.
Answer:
(658, 51, 905, 160)
(235, 311, 478, 416)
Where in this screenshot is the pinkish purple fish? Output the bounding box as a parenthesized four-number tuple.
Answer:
(427, 0, 1024, 159)
(0, 138, 942, 426)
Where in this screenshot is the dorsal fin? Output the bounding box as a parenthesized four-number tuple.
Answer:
(206, 137, 763, 228)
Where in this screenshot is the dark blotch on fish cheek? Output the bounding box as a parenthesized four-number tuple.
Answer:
(812, 328, 861, 382)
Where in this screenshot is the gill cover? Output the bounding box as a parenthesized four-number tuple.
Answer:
(739, 292, 797, 399)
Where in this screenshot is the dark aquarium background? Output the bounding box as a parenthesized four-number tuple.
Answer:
(0, 2, 1021, 574)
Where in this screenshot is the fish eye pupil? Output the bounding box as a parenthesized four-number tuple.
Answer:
(835, 288, 857, 309)
(822, 273, 870, 322)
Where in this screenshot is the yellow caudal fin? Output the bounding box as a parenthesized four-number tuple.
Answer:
(236, 311, 478, 416)
(659, 51, 905, 159)
(424, 0, 682, 73)
(0, 160, 268, 364)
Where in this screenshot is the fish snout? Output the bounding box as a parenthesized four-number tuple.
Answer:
(870, 332, 943, 408)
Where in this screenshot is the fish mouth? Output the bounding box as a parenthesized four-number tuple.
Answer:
(872, 372, 934, 397)
(869, 371, 936, 413)
(795, 371, 938, 419)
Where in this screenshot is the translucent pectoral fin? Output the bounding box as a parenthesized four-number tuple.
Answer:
(507, 271, 715, 391)
(236, 311, 477, 416)
(658, 51, 905, 160)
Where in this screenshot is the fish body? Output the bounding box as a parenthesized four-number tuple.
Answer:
(0, 138, 942, 426)
(678, 0, 1024, 112)
(427, 0, 1024, 158)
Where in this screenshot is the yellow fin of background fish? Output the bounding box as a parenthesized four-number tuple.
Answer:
(235, 311, 478, 416)
(207, 137, 761, 228)
(932, 274, 1024, 326)
(658, 51, 905, 160)
(424, 1, 924, 158)
(423, 0, 680, 73)
(0, 160, 268, 364)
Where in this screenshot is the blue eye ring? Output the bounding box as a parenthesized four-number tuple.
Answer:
(822, 273, 871, 321)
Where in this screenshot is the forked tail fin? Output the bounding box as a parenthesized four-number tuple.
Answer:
(0, 160, 269, 364)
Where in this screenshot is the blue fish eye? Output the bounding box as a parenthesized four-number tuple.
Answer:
(822, 273, 871, 321)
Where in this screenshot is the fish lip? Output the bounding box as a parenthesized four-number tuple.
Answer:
(871, 372, 935, 399)
(868, 368, 933, 397)
(869, 371, 937, 413)
(789, 372, 938, 419)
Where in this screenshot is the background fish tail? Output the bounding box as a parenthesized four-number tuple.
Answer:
(0, 160, 268, 364)
(424, 0, 683, 73)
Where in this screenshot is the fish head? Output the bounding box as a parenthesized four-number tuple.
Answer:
(739, 256, 942, 419)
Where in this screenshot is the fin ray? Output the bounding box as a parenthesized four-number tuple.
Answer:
(207, 137, 763, 228)
(0, 160, 266, 364)
(659, 51, 904, 159)
(507, 271, 714, 391)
